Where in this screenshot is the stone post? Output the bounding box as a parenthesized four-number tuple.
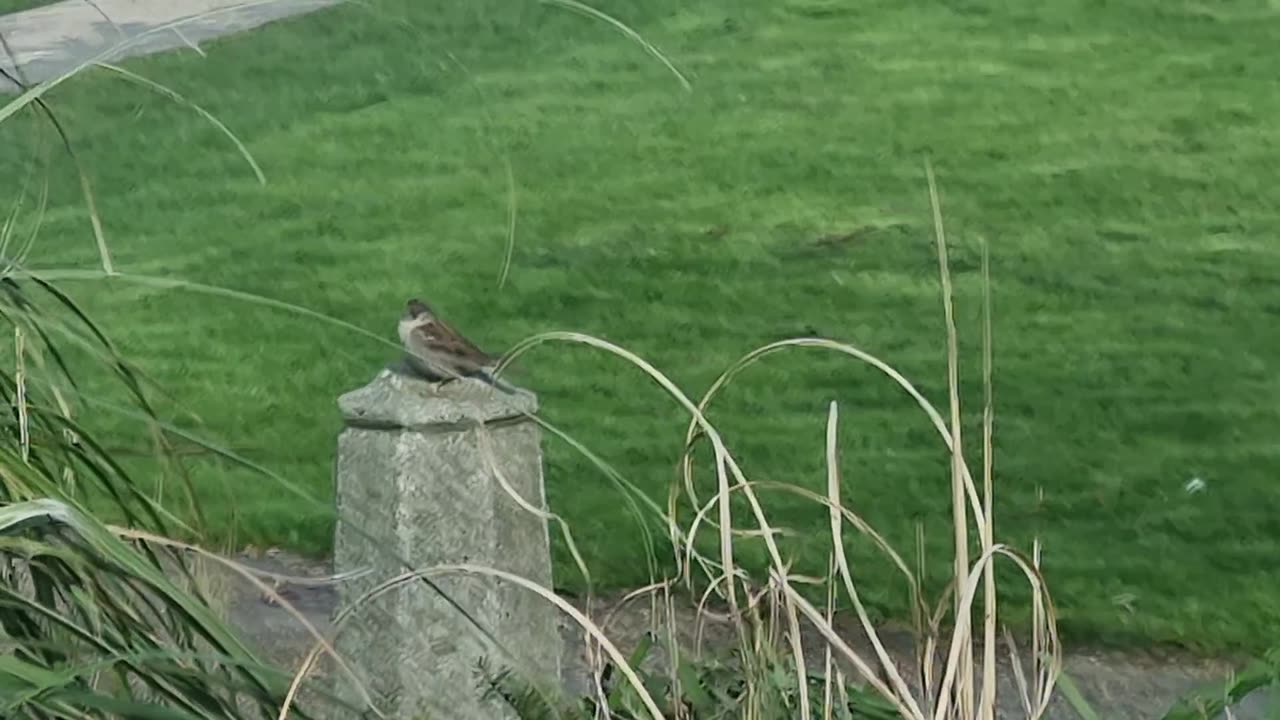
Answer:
(332, 368, 560, 720)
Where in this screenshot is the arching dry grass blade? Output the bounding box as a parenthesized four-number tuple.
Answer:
(94, 63, 266, 185)
(541, 0, 691, 91)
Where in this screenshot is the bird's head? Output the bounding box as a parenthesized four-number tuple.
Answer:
(403, 298, 434, 322)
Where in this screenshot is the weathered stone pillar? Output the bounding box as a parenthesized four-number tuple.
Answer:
(332, 368, 560, 720)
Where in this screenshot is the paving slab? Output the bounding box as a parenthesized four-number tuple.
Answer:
(0, 0, 343, 92)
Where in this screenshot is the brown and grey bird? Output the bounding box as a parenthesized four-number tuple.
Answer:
(397, 298, 517, 393)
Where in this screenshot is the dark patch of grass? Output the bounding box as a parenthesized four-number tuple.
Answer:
(2, 0, 1279, 652)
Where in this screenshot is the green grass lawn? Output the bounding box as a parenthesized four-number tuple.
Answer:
(0, 0, 50, 14)
(2, 0, 1278, 652)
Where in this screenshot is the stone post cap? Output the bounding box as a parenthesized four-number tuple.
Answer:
(339, 365, 538, 429)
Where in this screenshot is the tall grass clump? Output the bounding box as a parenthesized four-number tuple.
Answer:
(0, 284, 349, 716)
(0, 13, 372, 716)
(436, 159, 1060, 720)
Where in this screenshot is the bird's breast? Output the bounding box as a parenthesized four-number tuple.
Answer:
(396, 319, 415, 345)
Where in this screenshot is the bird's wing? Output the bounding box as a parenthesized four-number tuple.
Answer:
(425, 318, 498, 367)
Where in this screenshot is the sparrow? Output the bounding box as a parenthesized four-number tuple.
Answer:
(397, 298, 518, 393)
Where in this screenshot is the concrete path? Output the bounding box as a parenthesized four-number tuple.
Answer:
(0, 0, 343, 92)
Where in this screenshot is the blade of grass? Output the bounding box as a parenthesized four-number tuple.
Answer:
(925, 156, 975, 720)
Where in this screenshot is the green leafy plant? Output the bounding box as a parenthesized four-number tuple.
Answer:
(0, 16, 358, 716)
(0, 276, 347, 717)
(479, 632, 905, 720)
(1160, 648, 1280, 720)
